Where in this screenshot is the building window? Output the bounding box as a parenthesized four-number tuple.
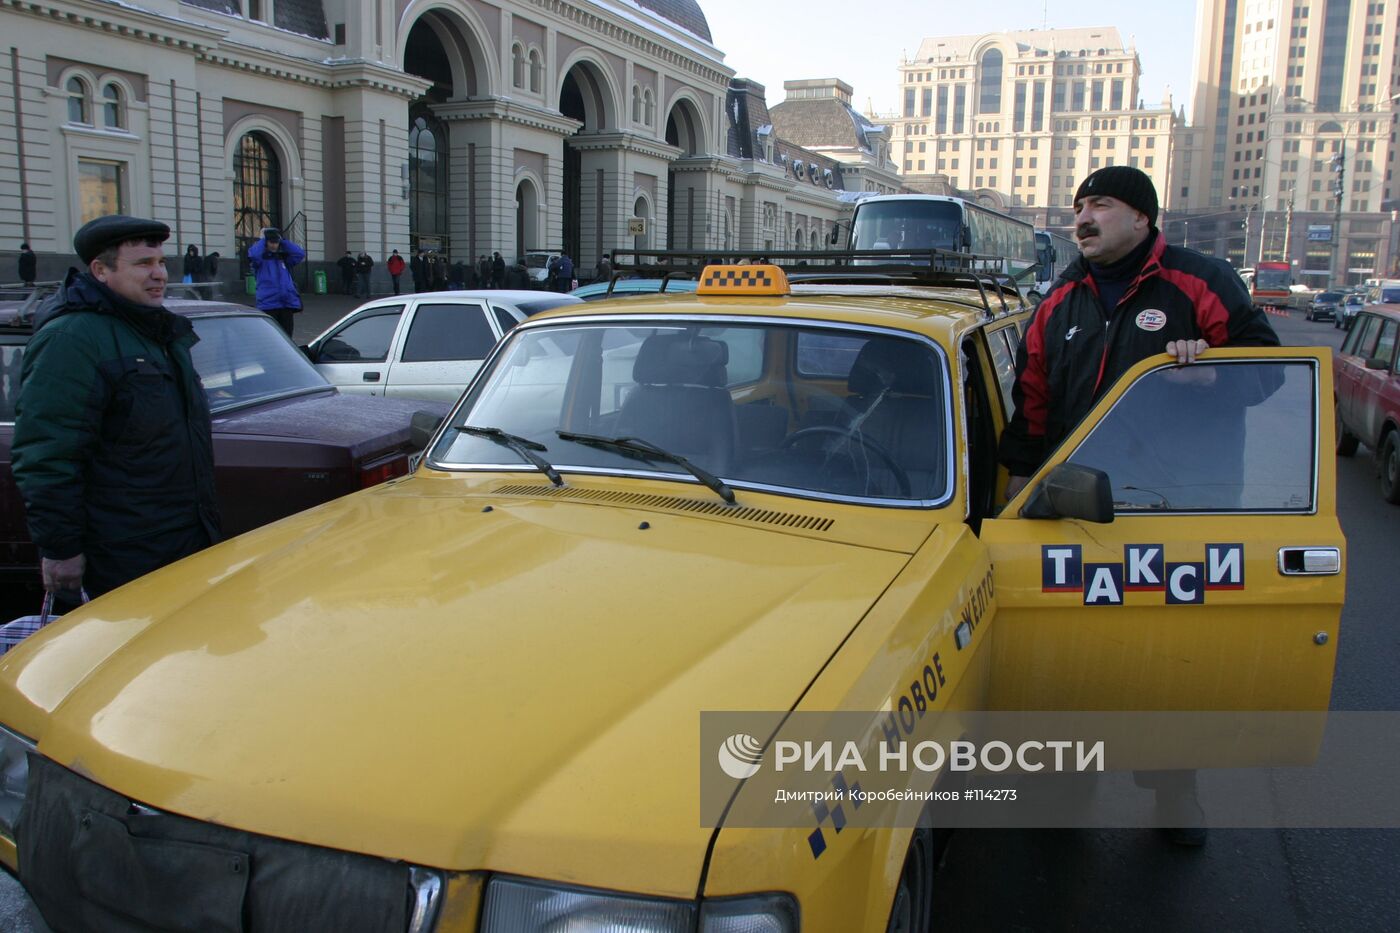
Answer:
(978, 48, 1003, 113)
(632, 86, 642, 124)
(232, 131, 283, 264)
(409, 112, 449, 250)
(77, 158, 124, 223)
(66, 76, 89, 124)
(528, 50, 543, 94)
(101, 83, 123, 129)
(643, 89, 655, 127)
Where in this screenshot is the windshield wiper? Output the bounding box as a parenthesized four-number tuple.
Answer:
(461, 426, 563, 487)
(556, 431, 736, 505)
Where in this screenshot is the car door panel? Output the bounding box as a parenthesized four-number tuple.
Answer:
(384, 300, 498, 402)
(312, 306, 404, 397)
(1358, 319, 1397, 444)
(980, 349, 1342, 764)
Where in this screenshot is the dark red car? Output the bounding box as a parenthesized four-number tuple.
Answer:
(0, 298, 447, 597)
(1334, 303, 1400, 503)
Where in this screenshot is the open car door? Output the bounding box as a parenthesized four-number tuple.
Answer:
(979, 348, 1343, 761)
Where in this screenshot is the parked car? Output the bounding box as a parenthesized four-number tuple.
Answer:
(0, 257, 1343, 932)
(1334, 304, 1400, 502)
(304, 290, 583, 402)
(1306, 290, 1343, 322)
(523, 250, 562, 287)
(570, 277, 699, 301)
(0, 298, 447, 596)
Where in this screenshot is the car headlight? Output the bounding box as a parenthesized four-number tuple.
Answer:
(0, 724, 35, 841)
(480, 876, 798, 933)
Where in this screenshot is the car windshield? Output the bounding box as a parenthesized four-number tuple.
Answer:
(525, 254, 551, 268)
(189, 314, 330, 413)
(428, 320, 953, 504)
(1317, 292, 1343, 302)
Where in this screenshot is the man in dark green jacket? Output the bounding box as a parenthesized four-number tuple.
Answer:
(11, 215, 221, 598)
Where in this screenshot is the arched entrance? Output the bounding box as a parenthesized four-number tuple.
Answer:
(664, 98, 705, 249)
(560, 60, 616, 265)
(232, 131, 282, 270)
(516, 179, 540, 259)
(401, 10, 491, 259)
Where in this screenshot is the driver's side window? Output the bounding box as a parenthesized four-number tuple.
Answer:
(1066, 360, 1314, 513)
(319, 308, 403, 363)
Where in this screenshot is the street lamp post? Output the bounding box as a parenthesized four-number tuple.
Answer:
(1328, 141, 1346, 291)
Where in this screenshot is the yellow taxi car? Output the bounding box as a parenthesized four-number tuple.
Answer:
(0, 254, 1343, 932)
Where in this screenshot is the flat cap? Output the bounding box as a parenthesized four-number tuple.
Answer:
(74, 214, 170, 265)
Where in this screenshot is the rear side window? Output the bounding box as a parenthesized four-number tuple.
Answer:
(1375, 320, 1398, 367)
(401, 303, 497, 363)
(319, 308, 402, 363)
(0, 341, 24, 422)
(1341, 315, 1377, 357)
(984, 326, 1019, 420)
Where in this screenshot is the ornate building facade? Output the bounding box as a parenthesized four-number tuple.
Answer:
(1, 0, 873, 285)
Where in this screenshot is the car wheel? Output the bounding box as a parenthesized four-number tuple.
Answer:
(886, 827, 936, 933)
(1382, 433, 1400, 505)
(1336, 403, 1360, 457)
(1305, 311, 1313, 321)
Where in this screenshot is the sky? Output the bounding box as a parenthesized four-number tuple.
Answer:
(700, 0, 1200, 118)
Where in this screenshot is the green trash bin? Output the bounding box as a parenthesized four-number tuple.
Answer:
(313, 270, 328, 295)
(245, 274, 256, 296)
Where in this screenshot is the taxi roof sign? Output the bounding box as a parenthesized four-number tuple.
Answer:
(696, 264, 789, 297)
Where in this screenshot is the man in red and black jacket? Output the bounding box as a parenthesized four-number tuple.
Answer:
(999, 165, 1279, 496)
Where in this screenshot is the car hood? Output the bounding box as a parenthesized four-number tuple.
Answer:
(211, 393, 449, 457)
(2, 480, 909, 894)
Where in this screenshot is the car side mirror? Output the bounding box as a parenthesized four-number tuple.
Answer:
(1019, 463, 1115, 523)
(1365, 357, 1390, 371)
(410, 410, 446, 450)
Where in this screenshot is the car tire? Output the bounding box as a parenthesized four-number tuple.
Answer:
(1381, 433, 1400, 505)
(886, 827, 937, 933)
(1305, 311, 1313, 321)
(1337, 403, 1360, 457)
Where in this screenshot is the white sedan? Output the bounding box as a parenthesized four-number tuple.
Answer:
(304, 290, 582, 402)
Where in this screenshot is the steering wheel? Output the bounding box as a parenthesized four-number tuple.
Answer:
(780, 425, 911, 497)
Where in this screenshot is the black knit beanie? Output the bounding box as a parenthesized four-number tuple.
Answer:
(1074, 166, 1159, 227)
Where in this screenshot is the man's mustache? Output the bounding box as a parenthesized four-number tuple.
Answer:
(1077, 225, 1099, 239)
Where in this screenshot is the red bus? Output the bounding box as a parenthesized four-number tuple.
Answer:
(1252, 260, 1292, 311)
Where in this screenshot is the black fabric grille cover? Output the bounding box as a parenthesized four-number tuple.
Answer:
(20, 755, 411, 933)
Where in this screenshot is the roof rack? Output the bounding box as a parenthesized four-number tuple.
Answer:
(607, 248, 1027, 318)
(2, 280, 228, 327)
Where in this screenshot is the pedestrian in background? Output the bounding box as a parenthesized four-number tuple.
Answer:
(249, 227, 305, 336)
(553, 251, 574, 293)
(477, 255, 490, 289)
(507, 258, 529, 289)
(18, 243, 37, 287)
(431, 252, 448, 291)
(202, 250, 220, 299)
(337, 251, 356, 295)
(355, 251, 374, 298)
(387, 249, 406, 295)
(410, 248, 425, 293)
(11, 214, 221, 598)
(594, 251, 612, 285)
(492, 251, 506, 289)
(182, 245, 202, 288)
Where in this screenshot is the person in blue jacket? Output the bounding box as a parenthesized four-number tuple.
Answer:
(248, 227, 305, 336)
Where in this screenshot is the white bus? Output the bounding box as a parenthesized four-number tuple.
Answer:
(846, 195, 1039, 286)
(1033, 229, 1078, 300)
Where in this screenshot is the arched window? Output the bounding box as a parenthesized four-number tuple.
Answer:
(101, 83, 123, 129)
(528, 49, 542, 94)
(232, 131, 282, 265)
(511, 43, 525, 89)
(409, 111, 450, 249)
(1318, 120, 1343, 134)
(66, 77, 89, 124)
(632, 85, 642, 124)
(978, 49, 1003, 114)
(643, 88, 655, 127)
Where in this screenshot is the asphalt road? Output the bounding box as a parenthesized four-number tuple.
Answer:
(3, 307, 1397, 930)
(929, 308, 1400, 932)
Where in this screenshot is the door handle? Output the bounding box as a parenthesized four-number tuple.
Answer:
(1277, 547, 1341, 576)
(363, 372, 381, 382)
